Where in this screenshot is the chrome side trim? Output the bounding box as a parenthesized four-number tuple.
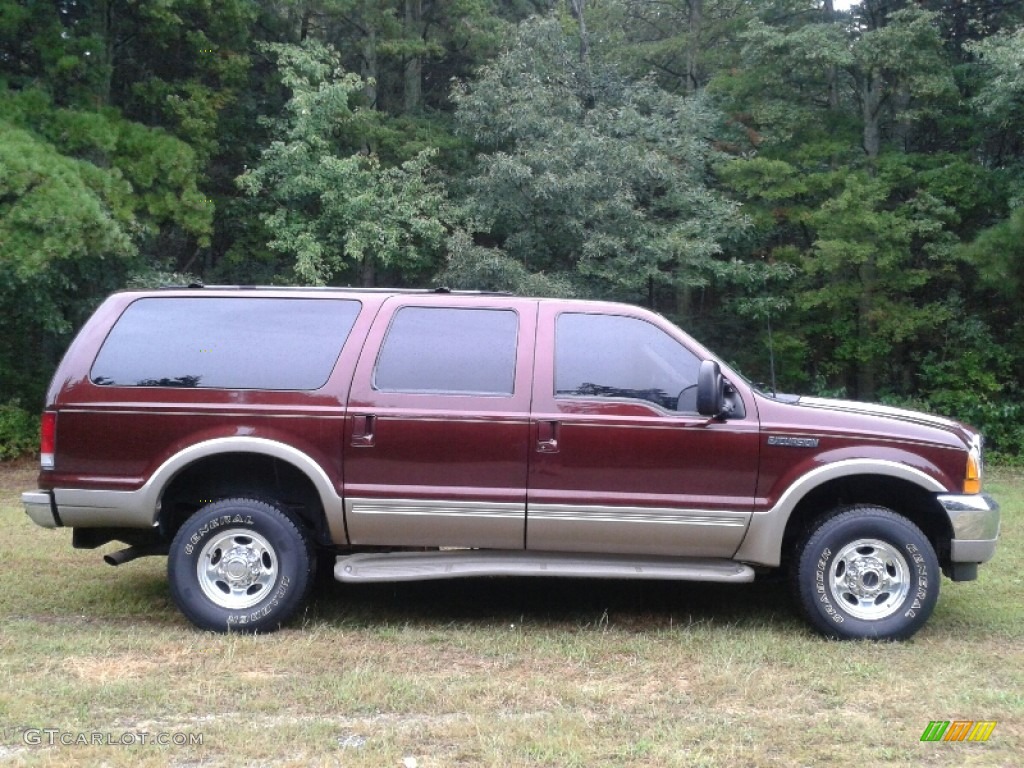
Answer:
(348, 498, 523, 519)
(558, 419, 755, 434)
(529, 504, 747, 528)
(350, 415, 531, 424)
(345, 497, 525, 550)
(57, 408, 347, 420)
(734, 459, 948, 567)
(527, 503, 750, 558)
(336, 550, 755, 583)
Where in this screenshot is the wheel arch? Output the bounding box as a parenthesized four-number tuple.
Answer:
(141, 437, 345, 546)
(735, 459, 953, 569)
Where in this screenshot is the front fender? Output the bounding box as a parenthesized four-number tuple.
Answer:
(734, 459, 946, 567)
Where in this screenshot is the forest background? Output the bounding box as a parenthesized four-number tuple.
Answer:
(1, 0, 1023, 459)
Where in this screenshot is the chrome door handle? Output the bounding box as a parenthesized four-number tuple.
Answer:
(536, 421, 559, 453)
(351, 414, 376, 447)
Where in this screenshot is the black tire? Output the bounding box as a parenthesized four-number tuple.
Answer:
(168, 498, 316, 633)
(793, 505, 939, 641)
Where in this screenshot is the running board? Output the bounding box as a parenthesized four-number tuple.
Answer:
(335, 551, 755, 584)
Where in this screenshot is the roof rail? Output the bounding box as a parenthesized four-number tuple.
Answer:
(151, 285, 513, 296)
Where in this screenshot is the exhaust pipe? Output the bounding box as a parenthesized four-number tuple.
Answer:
(104, 544, 167, 567)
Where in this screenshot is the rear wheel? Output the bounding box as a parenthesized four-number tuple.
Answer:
(168, 498, 316, 633)
(794, 506, 939, 640)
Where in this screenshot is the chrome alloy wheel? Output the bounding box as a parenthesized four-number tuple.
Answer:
(828, 538, 912, 621)
(196, 528, 278, 610)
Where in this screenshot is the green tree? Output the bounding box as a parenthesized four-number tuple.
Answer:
(969, 26, 1024, 164)
(0, 119, 134, 406)
(237, 41, 448, 286)
(0, 88, 212, 410)
(712, 5, 978, 399)
(452, 15, 745, 307)
(585, 0, 773, 95)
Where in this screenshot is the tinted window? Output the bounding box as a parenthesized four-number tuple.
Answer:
(556, 313, 701, 411)
(91, 297, 360, 390)
(375, 307, 518, 395)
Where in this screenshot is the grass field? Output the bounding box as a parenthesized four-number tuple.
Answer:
(0, 461, 1020, 767)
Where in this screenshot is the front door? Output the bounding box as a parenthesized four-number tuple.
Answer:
(527, 305, 759, 557)
(343, 298, 536, 549)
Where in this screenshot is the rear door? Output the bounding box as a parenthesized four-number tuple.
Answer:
(342, 297, 537, 549)
(526, 304, 759, 557)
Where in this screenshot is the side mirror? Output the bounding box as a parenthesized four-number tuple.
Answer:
(696, 360, 725, 417)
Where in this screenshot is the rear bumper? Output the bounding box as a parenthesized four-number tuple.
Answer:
(22, 490, 61, 528)
(23, 487, 155, 529)
(937, 492, 1000, 563)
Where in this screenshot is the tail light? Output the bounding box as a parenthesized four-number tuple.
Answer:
(40, 411, 56, 470)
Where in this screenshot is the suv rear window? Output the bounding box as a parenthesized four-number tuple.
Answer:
(91, 297, 360, 390)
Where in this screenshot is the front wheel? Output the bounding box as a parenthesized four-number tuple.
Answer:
(168, 498, 316, 633)
(793, 506, 939, 640)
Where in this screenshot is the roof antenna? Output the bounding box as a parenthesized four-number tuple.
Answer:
(763, 276, 778, 396)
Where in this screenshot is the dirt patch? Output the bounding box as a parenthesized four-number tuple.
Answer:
(64, 654, 166, 684)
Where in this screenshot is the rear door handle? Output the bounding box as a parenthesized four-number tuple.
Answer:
(536, 420, 559, 454)
(351, 414, 376, 447)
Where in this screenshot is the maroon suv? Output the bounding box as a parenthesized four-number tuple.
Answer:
(22, 287, 1000, 639)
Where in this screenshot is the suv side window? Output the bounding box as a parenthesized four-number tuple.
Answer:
(555, 313, 701, 412)
(374, 307, 518, 395)
(91, 297, 360, 390)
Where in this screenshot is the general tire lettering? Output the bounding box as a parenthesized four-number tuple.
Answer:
(168, 499, 315, 634)
(793, 505, 939, 641)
